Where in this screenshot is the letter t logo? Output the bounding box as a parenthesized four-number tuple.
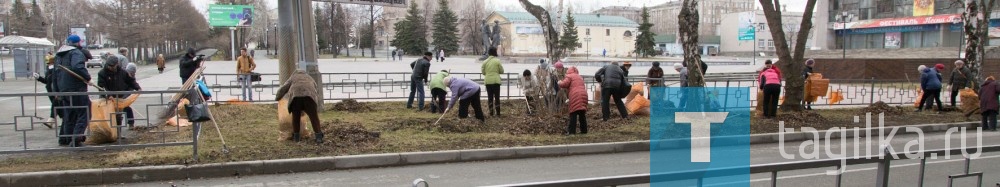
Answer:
(675, 112, 729, 162)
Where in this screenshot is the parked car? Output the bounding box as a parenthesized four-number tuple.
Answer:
(86, 56, 103, 68)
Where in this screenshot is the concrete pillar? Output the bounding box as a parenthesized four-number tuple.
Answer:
(279, 0, 323, 106)
(297, 0, 323, 106)
(815, 0, 832, 50)
(277, 0, 298, 83)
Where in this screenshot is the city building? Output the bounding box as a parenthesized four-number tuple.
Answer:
(719, 11, 822, 57)
(592, 6, 641, 23)
(822, 0, 994, 51)
(648, 0, 755, 36)
(485, 11, 638, 57)
(653, 34, 721, 56)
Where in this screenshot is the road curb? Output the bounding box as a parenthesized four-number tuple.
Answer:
(0, 122, 977, 186)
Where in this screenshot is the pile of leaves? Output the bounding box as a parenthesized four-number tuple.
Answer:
(331, 99, 373, 112)
(859, 101, 903, 116)
(323, 121, 381, 147)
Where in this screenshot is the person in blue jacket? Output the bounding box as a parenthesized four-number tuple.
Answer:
(53, 35, 91, 147)
(917, 65, 944, 112)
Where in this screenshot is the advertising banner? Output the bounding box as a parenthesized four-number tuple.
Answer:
(738, 12, 755, 41)
(913, 0, 935, 16)
(209, 4, 254, 27)
(834, 14, 961, 30)
(69, 27, 87, 46)
(885, 32, 901, 48)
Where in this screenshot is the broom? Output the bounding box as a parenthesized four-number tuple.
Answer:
(155, 64, 207, 122)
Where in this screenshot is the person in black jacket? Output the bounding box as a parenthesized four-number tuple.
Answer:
(98, 57, 141, 128)
(407, 52, 432, 110)
(180, 48, 204, 84)
(595, 62, 629, 121)
(54, 35, 91, 147)
(34, 57, 58, 128)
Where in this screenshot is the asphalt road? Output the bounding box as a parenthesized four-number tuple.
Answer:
(122, 129, 1000, 187)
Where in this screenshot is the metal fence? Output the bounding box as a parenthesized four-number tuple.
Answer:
(486, 144, 999, 187)
(0, 90, 201, 160)
(202, 72, 941, 107)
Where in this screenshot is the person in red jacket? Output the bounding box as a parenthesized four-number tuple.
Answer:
(558, 67, 589, 134)
(760, 68, 782, 118)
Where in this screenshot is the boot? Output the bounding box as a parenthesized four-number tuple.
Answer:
(291, 132, 301, 142)
(314, 133, 324, 144)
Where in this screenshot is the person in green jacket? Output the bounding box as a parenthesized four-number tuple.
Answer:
(429, 70, 450, 113)
(482, 47, 505, 116)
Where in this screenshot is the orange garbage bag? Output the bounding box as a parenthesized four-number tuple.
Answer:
(828, 91, 844, 105)
(277, 98, 314, 141)
(960, 88, 980, 114)
(627, 96, 651, 116)
(87, 94, 141, 145)
(913, 90, 924, 108)
(626, 82, 645, 104)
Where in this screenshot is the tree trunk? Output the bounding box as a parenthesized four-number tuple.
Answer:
(370, 4, 377, 58)
(963, 0, 996, 91)
(518, 0, 563, 61)
(758, 0, 818, 111)
(678, 0, 705, 87)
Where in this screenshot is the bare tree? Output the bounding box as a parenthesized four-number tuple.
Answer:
(959, 0, 998, 91)
(757, 0, 818, 111)
(678, 0, 705, 87)
(518, 0, 563, 61)
(459, 0, 488, 55)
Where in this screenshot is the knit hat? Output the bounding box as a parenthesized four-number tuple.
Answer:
(104, 55, 120, 67)
(988, 76, 996, 81)
(955, 60, 965, 65)
(918, 65, 927, 72)
(652, 62, 660, 67)
(805, 59, 815, 66)
(187, 48, 197, 56)
(125, 63, 137, 75)
(935, 63, 945, 70)
(66, 35, 81, 45)
(554, 62, 564, 69)
(673, 63, 683, 70)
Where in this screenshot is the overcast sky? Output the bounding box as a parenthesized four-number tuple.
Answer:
(191, 0, 808, 14)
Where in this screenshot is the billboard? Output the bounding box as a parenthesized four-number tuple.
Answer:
(913, 0, 934, 17)
(313, 0, 407, 8)
(209, 4, 254, 27)
(738, 12, 755, 41)
(884, 32, 901, 48)
(69, 27, 87, 46)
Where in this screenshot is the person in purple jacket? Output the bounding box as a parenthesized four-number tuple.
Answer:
(443, 76, 486, 122)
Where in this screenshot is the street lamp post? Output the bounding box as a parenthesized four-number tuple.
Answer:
(954, 18, 964, 58)
(838, 12, 853, 61)
(584, 37, 592, 59)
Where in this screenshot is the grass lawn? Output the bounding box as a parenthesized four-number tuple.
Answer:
(0, 101, 649, 173)
(0, 101, 978, 173)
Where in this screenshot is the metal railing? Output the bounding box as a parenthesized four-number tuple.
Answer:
(201, 72, 940, 107)
(0, 90, 202, 160)
(486, 144, 1000, 187)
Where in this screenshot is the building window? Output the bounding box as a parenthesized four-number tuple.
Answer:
(767, 39, 775, 50)
(624, 31, 633, 37)
(876, 0, 893, 13)
(758, 39, 766, 50)
(586, 28, 590, 35)
(606, 29, 611, 36)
